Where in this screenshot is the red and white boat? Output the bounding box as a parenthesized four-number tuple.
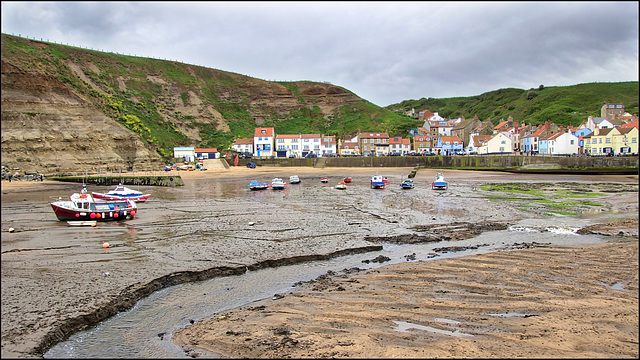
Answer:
(92, 183, 150, 203)
(51, 185, 138, 222)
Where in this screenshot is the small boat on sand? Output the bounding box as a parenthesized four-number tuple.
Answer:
(51, 185, 137, 222)
(343, 177, 352, 183)
(371, 175, 386, 189)
(247, 180, 269, 190)
(431, 173, 448, 190)
(320, 177, 329, 183)
(92, 183, 150, 203)
(401, 179, 414, 189)
(335, 181, 347, 190)
(271, 178, 287, 190)
(289, 175, 301, 184)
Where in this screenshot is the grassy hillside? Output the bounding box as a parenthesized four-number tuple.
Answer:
(387, 82, 639, 126)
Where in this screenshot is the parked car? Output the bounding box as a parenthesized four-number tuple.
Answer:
(246, 162, 256, 168)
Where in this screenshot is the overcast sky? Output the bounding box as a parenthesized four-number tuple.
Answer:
(2, 1, 638, 106)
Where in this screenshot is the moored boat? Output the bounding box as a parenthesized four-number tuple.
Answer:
(335, 181, 347, 190)
(289, 175, 301, 184)
(247, 180, 269, 190)
(371, 175, 386, 189)
(91, 183, 150, 203)
(401, 179, 414, 189)
(343, 177, 352, 183)
(271, 178, 287, 190)
(431, 172, 448, 190)
(51, 185, 137, 222)
(320, 177, 329, 183)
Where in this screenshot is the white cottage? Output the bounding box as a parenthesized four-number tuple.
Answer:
(548, 130, 580, 155)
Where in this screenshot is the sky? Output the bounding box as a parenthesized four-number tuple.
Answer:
(2, 1, 638, 106)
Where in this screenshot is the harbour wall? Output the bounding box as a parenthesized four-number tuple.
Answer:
(238, 155, 639, 174)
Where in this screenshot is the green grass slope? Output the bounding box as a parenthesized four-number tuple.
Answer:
(387, 82, 639, 127)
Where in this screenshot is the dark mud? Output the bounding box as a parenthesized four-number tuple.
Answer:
(1, 168, 638, 358)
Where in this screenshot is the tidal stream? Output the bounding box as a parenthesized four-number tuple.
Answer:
(45, 219, 609, 358)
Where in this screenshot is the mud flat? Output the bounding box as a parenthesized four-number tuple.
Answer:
(175, 240, 638, 358)
(1, 168, 637, 358)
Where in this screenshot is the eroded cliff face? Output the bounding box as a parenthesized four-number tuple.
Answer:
(1, 59, 164, 174)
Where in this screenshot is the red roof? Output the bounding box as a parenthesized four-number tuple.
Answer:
(254, 127, 274, 137)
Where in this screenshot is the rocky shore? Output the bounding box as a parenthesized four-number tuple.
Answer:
(1, 167, 637, 358)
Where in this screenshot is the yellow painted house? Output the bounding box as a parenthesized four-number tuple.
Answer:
(586, 126, 638, 155)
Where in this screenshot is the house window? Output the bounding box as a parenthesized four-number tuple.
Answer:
(292, 145, 298, 150)
(292, 138, 298, 143)
(605, 138, 611, 144)
(363, 139, 368, 143)
(632, 137, 637, 144)
(570, 140, 574, 145)
(261, 130, 267, 134)
(278, 138, 284, 143)
(278, 145, 286, 151)
(599, 138, 602, 144)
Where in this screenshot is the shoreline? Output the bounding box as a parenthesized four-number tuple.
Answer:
(1, 168, 637, 358)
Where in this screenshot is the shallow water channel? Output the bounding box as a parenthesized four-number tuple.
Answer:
(45, 219, 609, 358)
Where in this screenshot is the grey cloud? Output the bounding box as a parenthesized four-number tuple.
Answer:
(1, 1, 637, 106)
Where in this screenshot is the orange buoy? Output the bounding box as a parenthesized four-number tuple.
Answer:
(8, 227, 15, 233)
(102, 242, 110, 248)
(91, 223, 97, 227)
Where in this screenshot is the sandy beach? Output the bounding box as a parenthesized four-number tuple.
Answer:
(1, 166, 638, 358)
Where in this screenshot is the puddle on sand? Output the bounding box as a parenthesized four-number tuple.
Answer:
(392, 320, 473, 337)
(610, 282, 625, 290)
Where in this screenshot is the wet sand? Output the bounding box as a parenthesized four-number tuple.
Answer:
(1, 167, 638, 358)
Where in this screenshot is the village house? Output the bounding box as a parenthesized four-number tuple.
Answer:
(254, 127, 275, 157)
(300, 134, 322, 157)
(173, 147, 195, 162)
(358, 131, 390, 156)
(617, 121, 639, 155)
(601, 103, 625, 121)
(388, 136, 411, 155)
(275, 134, 302, 158)
(585, 115, 619, 132)
(437, 135, 464, 155)
(467, 134, 491, 154)
(338, 135, 360, 156)
(478, 132, 513, 155)
(194, 148, 218, 159)
(231, 138, 253, 155)
(451, 116, 482, 148)
(413, 127, 434, 154)
(320, 135, 337, 156)
(538, 129, 580, 155)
